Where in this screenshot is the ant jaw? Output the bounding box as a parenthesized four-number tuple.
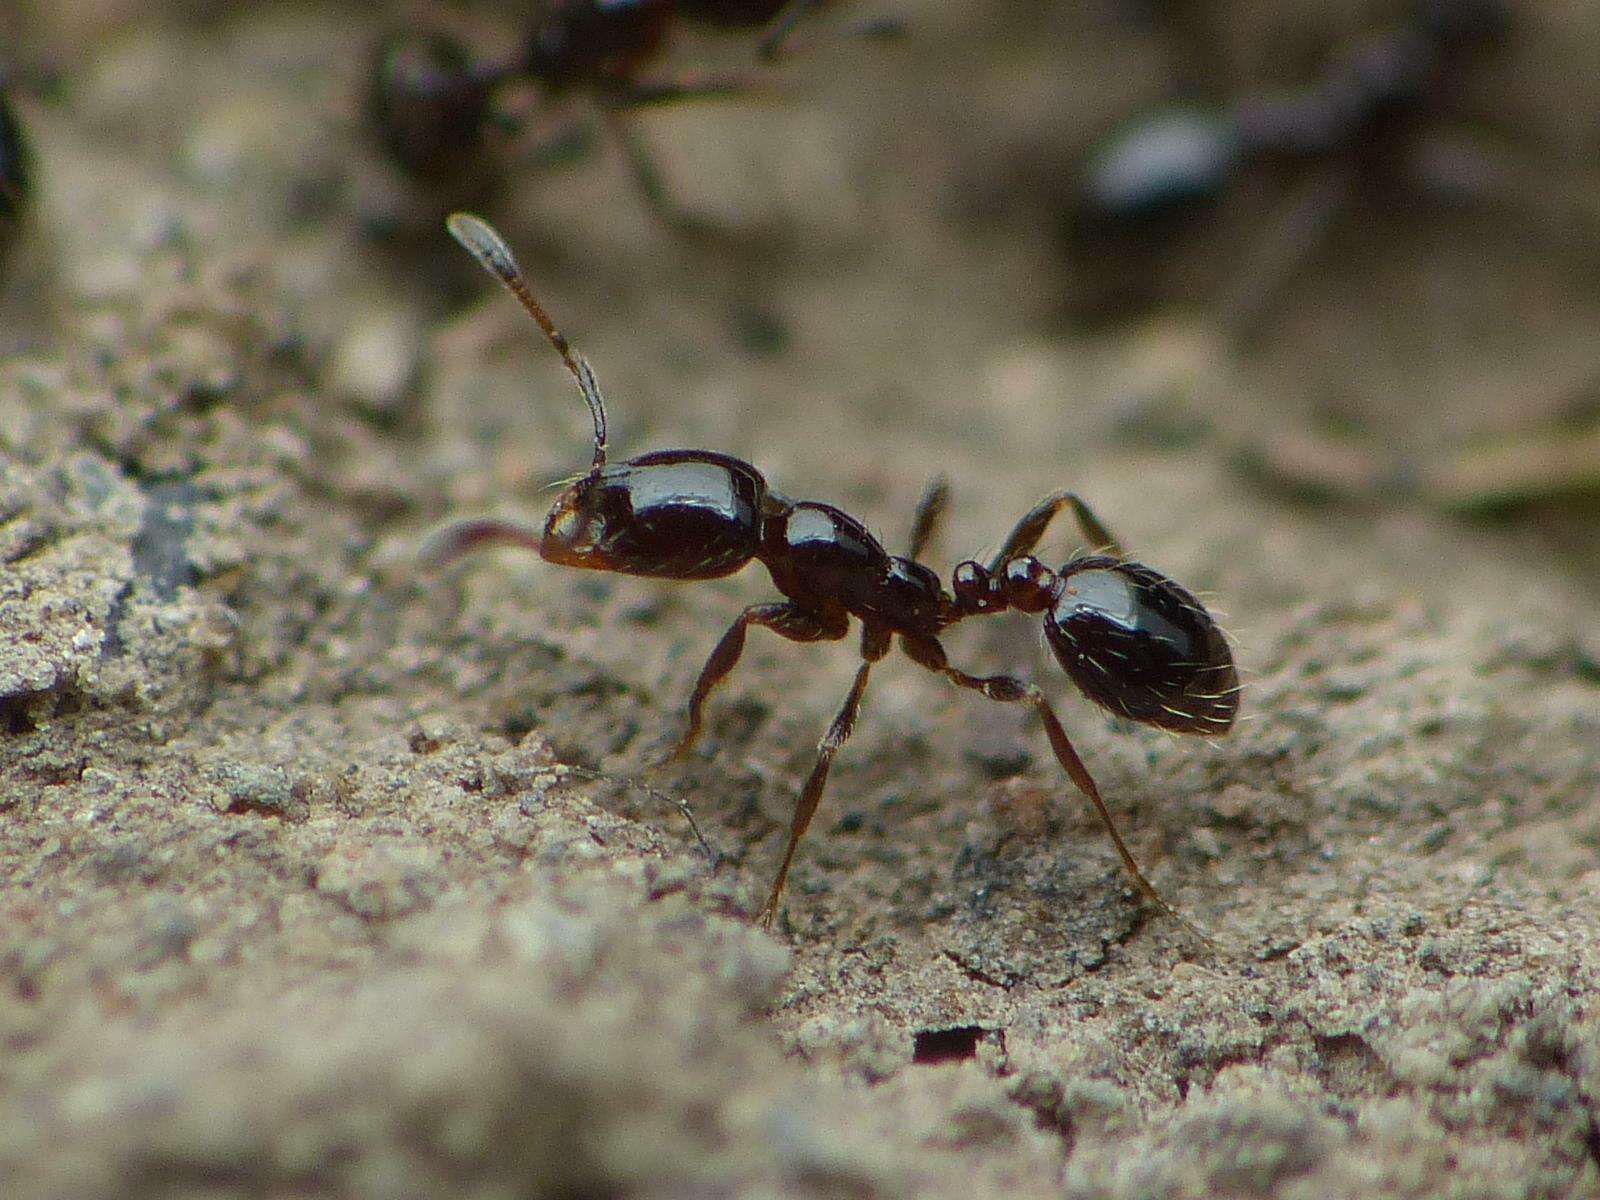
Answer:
(539, 485, 611, 569)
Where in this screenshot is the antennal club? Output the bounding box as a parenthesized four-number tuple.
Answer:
(446, 212, 608, 471)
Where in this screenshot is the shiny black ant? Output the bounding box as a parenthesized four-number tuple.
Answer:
(369, 0, 898, 224)
(1067, 0, 1510, 324)
(0, 77, 29, 257)
(429, 214, 1240, 932)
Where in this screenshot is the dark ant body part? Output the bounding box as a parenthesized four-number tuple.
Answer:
(430, 214, 1239, 933)
(368, 1, 899, 224)
(0, 80, 30, 249)
(368, 31, 513, 185)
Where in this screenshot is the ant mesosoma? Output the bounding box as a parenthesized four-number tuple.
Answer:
(1068, 0, 1510, 322)
(429, 214, 1240, 933)
(370, 0, 898, 223)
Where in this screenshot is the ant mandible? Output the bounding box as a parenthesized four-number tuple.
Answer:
(429, 214, 1240, 932)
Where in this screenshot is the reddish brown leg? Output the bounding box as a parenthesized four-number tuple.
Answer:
(759, 483, 943, 926)
(899, 633, 1210, 942)
(988, 491, 1125, 568)
(660, 602, 847, 765)
(759, 624, 890, 927)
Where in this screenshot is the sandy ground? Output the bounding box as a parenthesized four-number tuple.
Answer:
(2, 1, 1599, 1196)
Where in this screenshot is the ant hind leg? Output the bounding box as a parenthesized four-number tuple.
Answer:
(988, 491, 1126, 567)
(899, 633, 1211, 944)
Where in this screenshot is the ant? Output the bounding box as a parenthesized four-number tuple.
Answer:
(0, 77, 28, 256)
(428, 214, 1240, 932)
(369, 0, 899, 224)
(1067, 0, 1511, 325)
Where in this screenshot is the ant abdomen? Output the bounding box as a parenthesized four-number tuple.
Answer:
(542, 450, 768, 579)
(1045, 557, 1238, 735)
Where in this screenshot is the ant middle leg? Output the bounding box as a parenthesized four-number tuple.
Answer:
(988, 491, 1125, 568)
(760, 484, 944, 925)
(660, 601, 847, 764)
(760, 623, 890, 926)
(898, 633, 1206, 939)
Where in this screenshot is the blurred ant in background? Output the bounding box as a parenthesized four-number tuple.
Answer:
(369, 0, 900, 228)
(1064, 0, 1513, 331)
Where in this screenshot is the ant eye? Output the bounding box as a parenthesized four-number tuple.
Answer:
(1045, 559, 1237, 735)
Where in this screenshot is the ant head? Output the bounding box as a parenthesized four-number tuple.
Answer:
(539, 473, 616, 569)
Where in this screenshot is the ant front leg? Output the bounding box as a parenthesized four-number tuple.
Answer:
(899, 633, 1209, 941)
(659, 601, 847, 765)
(989, 490, 1125, 568)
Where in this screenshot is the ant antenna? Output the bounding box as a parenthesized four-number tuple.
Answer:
(549, 764, 720, 866)
(446, 212, 608, 472)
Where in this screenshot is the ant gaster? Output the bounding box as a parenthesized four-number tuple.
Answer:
(430, 215, 1240, 932)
